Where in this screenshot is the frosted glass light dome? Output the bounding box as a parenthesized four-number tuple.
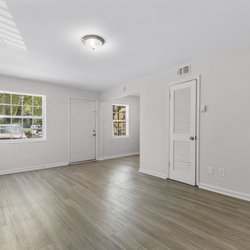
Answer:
(82, 35, 105, 50)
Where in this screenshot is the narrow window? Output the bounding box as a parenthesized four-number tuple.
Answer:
(0, 91, 46, 141)
(112, 104, 129, 137)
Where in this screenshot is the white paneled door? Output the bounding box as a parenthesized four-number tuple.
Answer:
(70, 98, 96, 163)
(169, 80, 197, 186)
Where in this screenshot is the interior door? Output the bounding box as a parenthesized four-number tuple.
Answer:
(169, 80, 197, 186)
(70, 98, 96, 163)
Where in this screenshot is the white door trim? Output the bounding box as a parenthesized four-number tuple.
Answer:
(168, 75, 201, 186)
(68, 96, 98, 164)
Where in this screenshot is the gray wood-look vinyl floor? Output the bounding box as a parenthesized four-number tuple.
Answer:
(0, 156, 250, 250)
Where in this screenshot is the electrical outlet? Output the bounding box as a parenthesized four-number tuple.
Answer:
(219, 168, 225, 177)
(208, 167, 214, 175)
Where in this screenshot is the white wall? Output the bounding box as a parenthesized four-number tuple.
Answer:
(98, 95, 140, 160)
(1, 44, 250, 200)
(100, 45, 250, 200)
(0, 75, 98, 174)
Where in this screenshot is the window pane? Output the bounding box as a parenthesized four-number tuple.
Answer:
(113, 112, 118, 120)
(12, 118, 23, 139)
(0, 105, 11, 116)
(118, 112, 126, 120)
(12, 94, 23, 105)
(117, 106, 122, 113)
(23, 106, 33, 116)
(0, 118, 11, 124)
(23, 95, 32, 106)
(0, 93, 3, 104)
(0, 118, 11, 140)
(23, 118, 33, 139)
(118, 122, 126, 136)
(113, 105, 119, 112)
(23, 118, 32, 128)
(119, 106, 126, 112)
(12, 106, 22, 116)
(5, 105, 11, 116)
(0, 105, 3, 115)
(2, 94, 11, 104)
(34, 106, 42, 117)
(113, 122, 118, 136)
(118, 122, 126, 128)
(34, 96, 42, 106)
(118, 129, 123, 136)
(32, 119, 43, 138)
(12, 118, 22, 125)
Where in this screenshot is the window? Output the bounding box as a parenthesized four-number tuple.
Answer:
(0, 91, 46, 141)
(112, 104, 129, 137)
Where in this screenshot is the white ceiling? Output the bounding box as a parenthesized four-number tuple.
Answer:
(1, 0, 250, 91)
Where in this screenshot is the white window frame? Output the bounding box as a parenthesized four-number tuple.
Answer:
(112, 104, 129, 138)
(0, 90, 46, 143)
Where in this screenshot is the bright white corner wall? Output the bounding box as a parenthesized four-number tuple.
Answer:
(100, 45, 250, 200)
(97, 95, 140, 160)
(0, 75, 98, 174)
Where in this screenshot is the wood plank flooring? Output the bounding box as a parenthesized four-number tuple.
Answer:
(0, 156, 250, 249)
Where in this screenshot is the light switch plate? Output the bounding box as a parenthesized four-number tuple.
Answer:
(201, 105, 207, 112)
(219, 168, 225, 177)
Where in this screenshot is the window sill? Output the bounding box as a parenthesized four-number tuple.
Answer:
(113, 136, 130, 139)
(0, 138, 47, 144)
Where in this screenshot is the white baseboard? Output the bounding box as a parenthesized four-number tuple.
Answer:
(0, 161, 69, 176)
(97, 152, 139, 161)
(199, 183, 250, 201)
(139, 168, 167, 179)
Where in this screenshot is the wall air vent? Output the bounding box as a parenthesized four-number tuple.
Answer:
(177, 65, 191, 77)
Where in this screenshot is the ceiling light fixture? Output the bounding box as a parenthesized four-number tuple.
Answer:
(82, 35, 105, 50)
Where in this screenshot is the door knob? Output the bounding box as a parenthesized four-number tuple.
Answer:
(190, 136, 195, 141)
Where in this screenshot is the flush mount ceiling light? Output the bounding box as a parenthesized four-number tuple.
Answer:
(82, 35, 105, 50)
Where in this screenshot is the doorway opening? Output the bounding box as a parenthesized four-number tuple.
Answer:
(99, 93, 140, 165)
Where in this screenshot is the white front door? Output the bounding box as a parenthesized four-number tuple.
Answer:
(70, 98, 96, 163)
(169, 80, 197, 186)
